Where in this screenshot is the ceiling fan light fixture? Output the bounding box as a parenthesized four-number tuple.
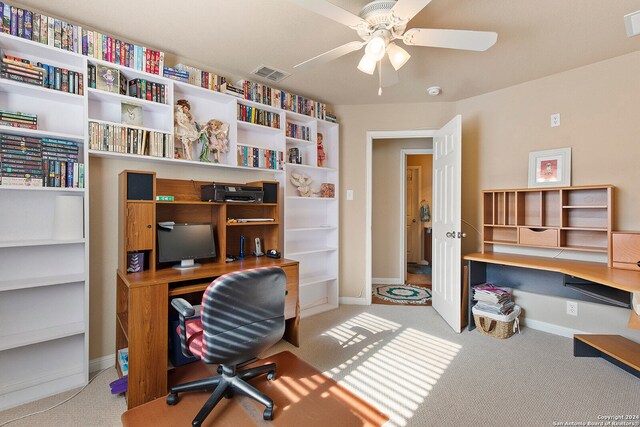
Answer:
(357, 53, 377, 74)
(364, 35, 387, 61)
(387, 43, 411, 70)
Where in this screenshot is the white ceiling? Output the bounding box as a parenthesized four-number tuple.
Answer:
(17, 0, 640, 106)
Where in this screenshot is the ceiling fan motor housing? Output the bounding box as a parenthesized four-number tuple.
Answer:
(357, 0, 407, 39)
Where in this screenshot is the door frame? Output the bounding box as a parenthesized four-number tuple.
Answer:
(401, 150, 432, 283)
(366, 130, 436, 304)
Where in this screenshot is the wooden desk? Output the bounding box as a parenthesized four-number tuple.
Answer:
(464, 252, 640, 377)
(116, 257, 300, 409)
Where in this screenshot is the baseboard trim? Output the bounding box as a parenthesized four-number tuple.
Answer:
(339, 297, 369, 305)
(90, 354, 115, 373)
(523, 319, 587, 338)
(372, 277, 402, 285)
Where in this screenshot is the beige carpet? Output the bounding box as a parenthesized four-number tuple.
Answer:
(2, 304, 639, 426)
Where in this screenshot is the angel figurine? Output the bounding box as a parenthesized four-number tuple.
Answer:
(174, 99, 199, 160)
(207, 119, 229, 163)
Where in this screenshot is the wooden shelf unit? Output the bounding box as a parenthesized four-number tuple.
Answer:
(482, 185, 613, 255)
(116, 170, 299, 408)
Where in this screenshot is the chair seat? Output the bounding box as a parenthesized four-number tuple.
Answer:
(176, 318, 205, 359)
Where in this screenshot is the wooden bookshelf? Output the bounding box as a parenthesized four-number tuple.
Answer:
(482, 185, 613, 256)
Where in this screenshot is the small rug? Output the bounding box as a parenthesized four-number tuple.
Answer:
(373, 284, 432, 305)
(407, 264, 432, 275)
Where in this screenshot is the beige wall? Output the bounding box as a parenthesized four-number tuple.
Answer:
(372, 140, 432, 280)
(88, 157, 274, 359)
(335, 51, 640, 340)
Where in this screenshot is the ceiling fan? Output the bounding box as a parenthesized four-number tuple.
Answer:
(290, 0, 498, 94)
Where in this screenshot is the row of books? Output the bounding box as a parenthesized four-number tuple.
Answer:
(472, 283, 516, 316)
(0, 132, 83, 187)
(237, 104, 281, 129)
(0, 108, 36, 129)
(88, 121, 173, 158)
(237, 145, 283, 170)
(0, 3, 165, 75)
(170, 64, 227, 91)
(286, 122, 311, 141)
(0, 47, 84, 94)
(237, 79, 331, 121)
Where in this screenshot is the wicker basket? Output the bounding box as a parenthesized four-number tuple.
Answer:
(472, 305, 521, 339)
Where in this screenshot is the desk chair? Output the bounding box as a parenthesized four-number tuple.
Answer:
(167, 267, 286, 425)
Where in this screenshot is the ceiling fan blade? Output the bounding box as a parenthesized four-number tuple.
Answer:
(391, 0, 433, 21)
(403, 28, 498, 51)
(288, 0, 367, 28)
(379, 58, 400, 88)
(294, 41, 365, 70)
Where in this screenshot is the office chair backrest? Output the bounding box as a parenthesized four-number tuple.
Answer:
(200, 266, 286, 365)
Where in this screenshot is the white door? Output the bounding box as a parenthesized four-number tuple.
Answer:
(432, 115, 462, 332)
(406, 166, 420, 264)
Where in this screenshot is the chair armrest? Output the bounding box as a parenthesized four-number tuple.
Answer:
(171, 298, 195, 317)
(170, 298, 197, 359)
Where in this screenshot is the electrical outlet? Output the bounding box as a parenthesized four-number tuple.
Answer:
(346, 190, 354, 201)
(566, 301, 578, 316)
(551, 113, 561, 127)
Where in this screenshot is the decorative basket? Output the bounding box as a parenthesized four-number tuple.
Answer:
(472, 305, 521, 339)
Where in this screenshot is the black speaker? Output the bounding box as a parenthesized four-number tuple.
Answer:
(262, 182, 278, 204)
(127, 173, 153, 200)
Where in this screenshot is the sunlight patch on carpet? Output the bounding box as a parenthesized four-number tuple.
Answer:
(321, 313, 462, 427)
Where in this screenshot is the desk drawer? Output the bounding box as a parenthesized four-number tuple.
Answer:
(612, 232, 640, 271)
(519, 227, 558, 247)
(282, 264, 299, 319)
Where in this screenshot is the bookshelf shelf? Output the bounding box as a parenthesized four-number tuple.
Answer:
(0, 322, 85, 352)
(88, 57, 173, 85)
(87, 119, 170, 135)
(0, 78, 84, 103)
(0, 185, 84, 193)
(0, 125, 84, 143)
(173, 81, 235, 103)
(300, 274, 338, 288)
(0, 273, 86, 293)
(237, 120, 282, 134)
(286, 136, 314, 146)
(0, 32, 85, 69)
(286, 225, 336, 232)
(87, 88, 170, 111)
(286, 163, 337, 172)
(237, 98, 282, 114)
(0, 239, 85, 248)
(287, 246, 337, 256)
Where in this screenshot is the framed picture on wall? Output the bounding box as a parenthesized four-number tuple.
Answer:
(528, 147, 571, 188)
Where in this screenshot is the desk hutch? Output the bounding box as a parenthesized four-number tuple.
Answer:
(116, 171, 300, 408)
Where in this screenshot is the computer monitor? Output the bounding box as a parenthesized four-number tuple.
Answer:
(157, 223, 216, 269)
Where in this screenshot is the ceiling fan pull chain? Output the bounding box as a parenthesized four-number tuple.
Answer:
(378, 60, 383, 96)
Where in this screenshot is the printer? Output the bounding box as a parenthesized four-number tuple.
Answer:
(201, 183, 264, 203)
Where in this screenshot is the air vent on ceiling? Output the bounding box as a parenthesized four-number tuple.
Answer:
(251, 65, 290, 83)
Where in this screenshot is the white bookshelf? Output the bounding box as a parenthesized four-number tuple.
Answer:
(0, 24, 339, 408)
(283, 119, 339, 317)
(0, 33, 89, 410)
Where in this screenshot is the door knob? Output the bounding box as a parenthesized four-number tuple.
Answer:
(458, 232, 466, 238)
(412, 219, 417, 223)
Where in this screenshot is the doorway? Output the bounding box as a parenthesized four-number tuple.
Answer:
(405, 153, 433, 288)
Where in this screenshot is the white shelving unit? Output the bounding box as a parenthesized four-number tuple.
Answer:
(0, 26, 340, 407)
(0, 32, 89, 410)
(283, 119, 339, 317)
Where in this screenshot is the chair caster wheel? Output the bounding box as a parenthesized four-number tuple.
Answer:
(166, 393, 179, 405)
(263, 407, 274, 420)
(224, 389, 234, 399)
(217, 366, 223, 374)
(266, 370, 276, 381)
